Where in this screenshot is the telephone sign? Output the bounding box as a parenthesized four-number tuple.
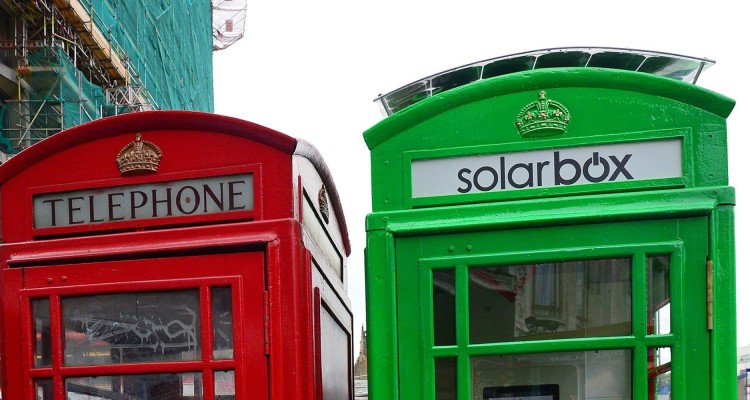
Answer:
(33, 174, 254, 228)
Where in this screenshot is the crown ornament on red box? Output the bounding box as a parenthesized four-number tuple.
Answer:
(515, 91, 571, 137)
(116, 133, 163, 176)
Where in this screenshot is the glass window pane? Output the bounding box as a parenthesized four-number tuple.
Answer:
(215, 370, 236, 399)
(649, 347, 672, 399)
(472, 350, 632, 399)
(648, 255, 671, 335)
(32, 298, 52, 368)
(62, 290, 200, 365)
(433, 269, 456, 346)
(469, 258, 631, 344)
(320, 305, 350, 400)
(212, 287, 234, 359)
(66, 373, 202, 399)
(35, 378, 53, 400)
(435, 357, 457, 400)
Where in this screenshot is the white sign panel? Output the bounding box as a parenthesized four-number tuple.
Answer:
(411, 139, 682, 199)
(33, 174, 253, 228)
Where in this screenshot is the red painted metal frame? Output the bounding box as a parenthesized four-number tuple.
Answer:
(0, 111, 298, 243)
(0, 111, 339, 399)
(314, 286, 324, 400)
(20, 259, 255, 399)
(1, 219, 321, 399)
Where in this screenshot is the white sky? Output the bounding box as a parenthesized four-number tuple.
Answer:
(213, 0, 750, 355)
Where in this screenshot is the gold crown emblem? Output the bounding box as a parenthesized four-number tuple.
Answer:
(116, 133, 163, 176)
(318, 185, 330, 224)
(515, 91, 570, 137)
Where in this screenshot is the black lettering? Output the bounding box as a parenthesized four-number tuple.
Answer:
(508, 163, 534, 188)
(583, 152, 610, 182)
(228, 181, 246, 210)
(176, 186, 200, 214)
(130, 191, 148, 219)
(152, 188, 173, 217)
(108, 192, 125, 221)
(609, 154, 634, 180)
(42, 198, 64, 227)
(68, 196, 85, 225)
(499, 157, 506, 190)
(88, 195, 104, 223)
(536, 161, 550, 187)
(456, 168, 472, 193)
(203, 183, 225, 211)
(473, 166, 498, 192)
(457, 168, 473, 193)
(554, 151, 581, 185)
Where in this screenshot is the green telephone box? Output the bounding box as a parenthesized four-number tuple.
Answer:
(363, 48, 737, 400)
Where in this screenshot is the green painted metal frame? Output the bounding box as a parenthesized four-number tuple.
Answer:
(398, 217, 707, 399)
(363, 67, 737, 399)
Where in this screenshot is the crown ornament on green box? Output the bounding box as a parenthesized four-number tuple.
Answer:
(515, 91, 571, 137)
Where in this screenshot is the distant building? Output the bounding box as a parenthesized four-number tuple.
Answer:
(740, 345, 750, 400)
(354, 325, 368, 398)
(740, 345, 750, 372)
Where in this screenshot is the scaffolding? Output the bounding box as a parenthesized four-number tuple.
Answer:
(6, 45, 104, 151)
(1, 0, 240, 155)
(0, 0, 157, 153)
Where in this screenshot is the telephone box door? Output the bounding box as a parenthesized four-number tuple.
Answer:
(12, 250, 266, 400)
(395, 217, 709, 400)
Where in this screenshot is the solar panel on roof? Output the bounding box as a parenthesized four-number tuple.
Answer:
(374, 47, 714, 117)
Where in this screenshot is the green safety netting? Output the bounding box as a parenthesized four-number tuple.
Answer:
(1, 1, 213, 154)
(0, 106, 10, 154)
(81, 0, 214, 112)
(0, 46, 106, 153)
(28, 46, 106, 128)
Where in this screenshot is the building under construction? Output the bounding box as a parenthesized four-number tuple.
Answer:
(0, 0, 246, 161)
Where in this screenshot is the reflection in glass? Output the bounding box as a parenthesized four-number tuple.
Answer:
(62, 290, 200, 365)
(435, 357, 457, 400)
(648, 256, 671, 335)
(321, 305, 350, 400)
(375, 48, 713, 117)
(35, 378, 53, 400)
(215, 370, 236, 399)
(433, 269, 456, 346)
(66, 373, 202, 399)
(32, 298, 51, 368)
(212, 287, 234, 359)
(471, 350, 631, 400)
(649, 347, 672, 398)
(469, 259, 631, 343)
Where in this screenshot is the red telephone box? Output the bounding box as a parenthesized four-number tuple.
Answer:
(0, 111, 353, 400)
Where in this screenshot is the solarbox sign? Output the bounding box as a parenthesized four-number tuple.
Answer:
(411, 139, 682, 198)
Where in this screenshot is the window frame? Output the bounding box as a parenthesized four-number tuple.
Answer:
(19, 251, 263, 400)
(393, 218, 709, 399)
